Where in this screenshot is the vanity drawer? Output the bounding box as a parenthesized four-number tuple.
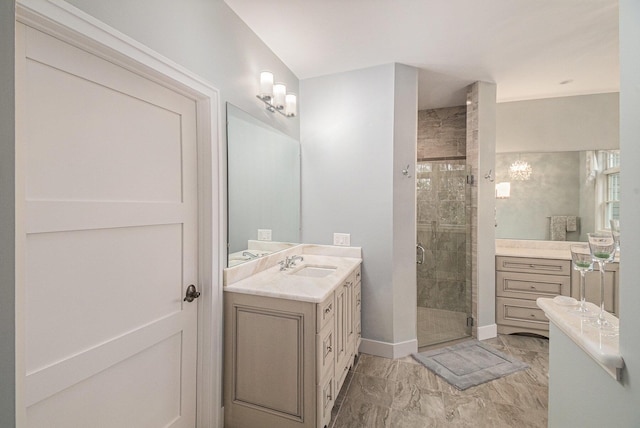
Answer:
(317, 320, 335, 383)
(496, 297, 549, 331)
(317, 292, 335, 333)
(496, 271, 570, 300)
(317, 374, 335, 428)
(336, 360, 350, 397)
(496, 256, 571, 276)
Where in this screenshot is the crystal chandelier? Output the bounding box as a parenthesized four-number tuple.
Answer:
(509, 159, 533, 180)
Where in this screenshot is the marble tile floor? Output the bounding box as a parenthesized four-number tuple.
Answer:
(330, 334, 549, 428)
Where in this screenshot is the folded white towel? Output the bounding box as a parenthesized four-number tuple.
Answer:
(566, 216, 577, 232)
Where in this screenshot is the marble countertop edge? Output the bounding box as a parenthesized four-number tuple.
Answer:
(537, 297, 624, 380)
(224, 248, 362, 303)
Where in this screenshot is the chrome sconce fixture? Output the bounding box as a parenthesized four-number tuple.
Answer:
(257, 71, 297, 117)
(495, 182, 511, 199)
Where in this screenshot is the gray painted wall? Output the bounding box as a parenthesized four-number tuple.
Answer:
(66, 0, 300, 140)
(300, 64, 418, 347)
(548, 1, 640, 425)
(0, 3, 16, 426)
(391, 64, 418, 344)
(496, 92, 619, 154)
(475, 82, 497, 332)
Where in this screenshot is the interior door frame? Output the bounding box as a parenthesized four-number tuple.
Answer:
(15, 1, 224, 426)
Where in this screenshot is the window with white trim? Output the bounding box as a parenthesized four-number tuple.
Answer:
(597, 150, 620, 230)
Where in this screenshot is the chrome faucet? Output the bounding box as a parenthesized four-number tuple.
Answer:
(279, 255, 304, 270)
(242, 251, 258, 259)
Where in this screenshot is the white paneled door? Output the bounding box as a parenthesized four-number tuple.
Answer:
(17, 22, 200, 427)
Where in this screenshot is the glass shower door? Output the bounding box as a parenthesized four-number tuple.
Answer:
(416, 159, 472, 348)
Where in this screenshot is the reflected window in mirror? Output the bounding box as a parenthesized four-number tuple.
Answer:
(597, 150, 620, 231)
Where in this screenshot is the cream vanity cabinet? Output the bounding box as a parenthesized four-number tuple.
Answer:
(496, 256, 571, 336)
(224, 265, 362, 428)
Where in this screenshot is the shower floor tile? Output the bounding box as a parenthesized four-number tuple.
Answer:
(417, 306, 469, 347)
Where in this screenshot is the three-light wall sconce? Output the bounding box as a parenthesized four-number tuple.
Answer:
(257, 71, 297, 117)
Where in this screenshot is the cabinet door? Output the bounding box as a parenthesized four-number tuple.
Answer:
(352, 281, 361, 353)
(344, 278, 355, 351)
(334, 285, 346, 366)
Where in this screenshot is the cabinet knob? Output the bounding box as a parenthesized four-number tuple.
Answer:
(327, 346, 332, 353)
(324, 305, 332, 314)
(530, 286, 536, 289)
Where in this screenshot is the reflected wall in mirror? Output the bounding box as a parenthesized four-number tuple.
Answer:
(495, 150, 619, 241)
(227, 103, 300, 266)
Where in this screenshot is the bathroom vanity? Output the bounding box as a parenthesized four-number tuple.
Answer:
(223, 245, 362, 428)
(495, 240, 619, 337)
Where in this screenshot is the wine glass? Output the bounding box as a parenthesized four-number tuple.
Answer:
(570, 244, 595, 317)
(587, 232, 618, 334)
(610, 219, 620, 255)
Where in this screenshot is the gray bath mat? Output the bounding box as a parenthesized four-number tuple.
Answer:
(412, 340, 528, 390)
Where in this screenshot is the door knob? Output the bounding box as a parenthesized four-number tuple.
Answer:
(184, 284, 201, 302)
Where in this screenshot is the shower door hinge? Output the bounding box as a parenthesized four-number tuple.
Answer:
(466, 175, 474, 185)
(466, 316, 474, 327)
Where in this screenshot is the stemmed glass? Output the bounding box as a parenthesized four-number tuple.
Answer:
(587, 232, 618, 334)
(610, 219, 620, 255)
(570, 244, 595, 317)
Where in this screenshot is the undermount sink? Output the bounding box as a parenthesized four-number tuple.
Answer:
(290, 265, 337, 278)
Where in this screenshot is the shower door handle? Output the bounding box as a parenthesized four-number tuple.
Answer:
(416, 243, 425, 265)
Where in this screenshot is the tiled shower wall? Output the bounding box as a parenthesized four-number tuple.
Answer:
(416, 106, 470, 314)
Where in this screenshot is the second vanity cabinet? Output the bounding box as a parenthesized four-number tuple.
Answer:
(224, 264, 362, 428)
(496, 254, 620, 336)
(496, 256, 571, 336)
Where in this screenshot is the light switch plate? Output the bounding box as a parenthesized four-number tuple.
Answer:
(333, 233, 351, 246)
(258, 229, 272, 241)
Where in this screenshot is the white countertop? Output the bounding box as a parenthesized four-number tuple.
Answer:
(496, 239, 574, 260)
(537, 297, 624, 380)
(224, 244, 362, 303)
(496, 247, 572, 260)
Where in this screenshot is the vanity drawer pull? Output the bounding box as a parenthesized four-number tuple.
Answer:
(326, 345, 332, 353)
(324, 304, 333, 314)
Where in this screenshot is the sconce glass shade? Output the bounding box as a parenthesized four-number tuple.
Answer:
(509, 160, 533, 180)
(273, 83, 286, 109)
(495, 182, 511, 199)
(285, 93, 297, 117)
(259, 71, 274, 99)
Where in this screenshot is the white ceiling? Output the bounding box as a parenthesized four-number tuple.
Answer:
(223, 0, 619, 109)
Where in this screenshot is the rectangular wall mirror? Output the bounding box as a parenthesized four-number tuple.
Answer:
(495, 150, 620, 241)
(226, 103, 300, 266)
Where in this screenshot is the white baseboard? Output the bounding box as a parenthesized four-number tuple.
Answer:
(359, 338, 418, 359)
(477, 323, 498, 341)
